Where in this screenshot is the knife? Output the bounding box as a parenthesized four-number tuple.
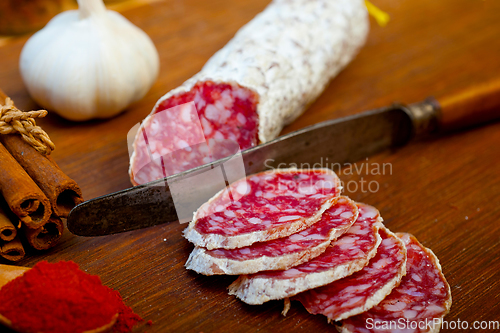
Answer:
(67, 80, 500, 236)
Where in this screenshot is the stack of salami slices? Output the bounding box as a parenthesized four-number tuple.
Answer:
(184, 168, 452, 332)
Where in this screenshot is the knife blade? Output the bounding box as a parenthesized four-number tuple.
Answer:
(67, 103, 420, 236)
(68, 79, 500, 236)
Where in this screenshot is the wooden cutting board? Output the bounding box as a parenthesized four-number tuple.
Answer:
(0, 0, 499, 332)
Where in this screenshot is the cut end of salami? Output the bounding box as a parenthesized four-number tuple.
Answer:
(129, 81, 259, 185)
(158, 81, 259, 149)
(185, 196, 358, 275)
(339, 232, 452, 333)
(184, 168, 342, 250)
(295, 227, 407, 322)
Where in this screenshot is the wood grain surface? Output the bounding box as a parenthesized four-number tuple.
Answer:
(1, 0, 499, 332)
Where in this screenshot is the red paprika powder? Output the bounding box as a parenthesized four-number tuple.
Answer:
(0, 261, 143, 333)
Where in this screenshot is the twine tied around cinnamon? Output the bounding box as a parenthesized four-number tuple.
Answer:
(0, 98, 54, 155)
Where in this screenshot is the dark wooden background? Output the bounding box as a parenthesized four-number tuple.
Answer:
(1, 0, 499, 332)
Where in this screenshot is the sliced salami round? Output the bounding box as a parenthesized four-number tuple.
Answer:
(183, 168, 341, 250)
(339, 233, 452, 333)
(228, 203, 383, 304)
(186, 196, 358, 275)
(294, 227, 407, 321)
(129, 0, 369, 185)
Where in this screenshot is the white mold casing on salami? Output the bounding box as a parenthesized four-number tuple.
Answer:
(129, 0, 369, 185)
(185, 196, 358, 275)
(228, 203, 383, 305)
(183, 168, 342, 250)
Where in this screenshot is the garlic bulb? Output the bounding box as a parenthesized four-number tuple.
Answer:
(19, 0, 160, 121)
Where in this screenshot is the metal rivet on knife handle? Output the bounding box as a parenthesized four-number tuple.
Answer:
(401, 98, 440, 139)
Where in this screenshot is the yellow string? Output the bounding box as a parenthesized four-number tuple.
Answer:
(365, 0, 390, 27)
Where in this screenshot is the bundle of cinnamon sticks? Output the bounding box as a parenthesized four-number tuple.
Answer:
(0, 90, 83, 261)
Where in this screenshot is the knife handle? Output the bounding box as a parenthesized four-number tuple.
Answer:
(433, 79, 500, 132)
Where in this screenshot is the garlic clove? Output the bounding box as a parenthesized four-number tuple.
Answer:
(20, 0, 160, 121)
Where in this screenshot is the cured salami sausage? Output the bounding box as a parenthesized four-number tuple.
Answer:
(186, 196, 358, 275)
(228, 203, 382, 304)
(129, 0, 369, 184)
(183, 168, 341, 250)
(339, 233, 452, 333)
(294, 227, 407, 321)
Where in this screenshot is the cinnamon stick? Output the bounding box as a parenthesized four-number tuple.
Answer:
(23, 215, 64, 251)
(0, 142, 51, 229)
(0, 91, 83, 218)
(0, 200, 16, 242)
(0, 236, 25, 262)
(1, 135, 84, 217)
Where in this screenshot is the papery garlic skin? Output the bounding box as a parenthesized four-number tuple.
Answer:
(20, 0, 160, 121)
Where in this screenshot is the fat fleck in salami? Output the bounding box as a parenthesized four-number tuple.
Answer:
(184, 168, 341, 250)
(186, 196, 358, 275)
(228, 203, 382, 305)
(129, 0, 369, 185)
(294, 227, 407, 322)
(339, 233, 452, 333)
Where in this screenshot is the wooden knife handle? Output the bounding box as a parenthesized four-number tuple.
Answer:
(434, 79, 500, 132)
